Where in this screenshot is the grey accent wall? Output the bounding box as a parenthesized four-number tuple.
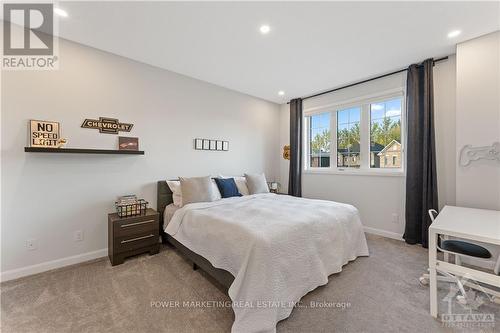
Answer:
(456, 31, 500, 210)
(454, 32, 500, 268)
(1, 38, 280, 277)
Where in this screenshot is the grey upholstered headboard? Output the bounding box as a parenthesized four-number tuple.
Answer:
(157, 180, 173, 238)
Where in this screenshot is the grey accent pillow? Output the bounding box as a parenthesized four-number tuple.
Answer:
(180, 176, 215, 205)
(244, 173, 270, 194)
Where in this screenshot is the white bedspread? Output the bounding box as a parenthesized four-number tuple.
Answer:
(165, 193, 369, 333)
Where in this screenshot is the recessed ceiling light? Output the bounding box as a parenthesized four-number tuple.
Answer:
(54, 8, 68, 18)
(260, 25, 271, 35)
(447, 30, 461, 38)
(278, 91, 285, 96)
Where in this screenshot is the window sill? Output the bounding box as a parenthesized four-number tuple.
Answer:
(303, 168, 404, 177)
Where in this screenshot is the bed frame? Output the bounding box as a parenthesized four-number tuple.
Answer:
(157, 181, 235, 290)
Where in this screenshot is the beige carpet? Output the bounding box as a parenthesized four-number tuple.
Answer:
(2, 234, 499, 332)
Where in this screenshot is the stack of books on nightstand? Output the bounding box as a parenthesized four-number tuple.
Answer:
(115, 195, 148, 217)
(117, 194, 137, 205)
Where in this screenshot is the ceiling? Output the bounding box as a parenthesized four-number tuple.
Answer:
(51, 2, 500, 103)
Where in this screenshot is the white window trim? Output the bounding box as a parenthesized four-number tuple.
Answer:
(303, 89, 405, 176)
(303, 87, 403, 114)
(303, 168, 404, 177)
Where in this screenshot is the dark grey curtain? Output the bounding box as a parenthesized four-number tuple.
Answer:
(403, 59, 438, 248)
(288, 98, 303, 197)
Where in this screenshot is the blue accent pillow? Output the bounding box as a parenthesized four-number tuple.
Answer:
(214, 178, 242, 198)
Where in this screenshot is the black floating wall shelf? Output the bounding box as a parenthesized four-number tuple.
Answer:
(24, 147, 144, 155)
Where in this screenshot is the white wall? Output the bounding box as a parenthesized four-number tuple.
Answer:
(1, 38, 280, 279)
(279, 58, 458, 239)
(456, 31, 500, 210)
(434, 55, 457, 209)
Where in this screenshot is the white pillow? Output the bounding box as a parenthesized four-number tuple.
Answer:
(245, 173, 270, 194)
(180, 176, 215, 205)
(167, 180, 183, 207)
(219, 175, 249, 195)
(233, 177, 250, 196)
(211, 179, 222, 200)
(167, 179, 221, 207)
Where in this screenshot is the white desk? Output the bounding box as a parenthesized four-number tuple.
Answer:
(429, 205, 500, 317)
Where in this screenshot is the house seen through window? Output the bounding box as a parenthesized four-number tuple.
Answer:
(370, 98, 402, 168)
(337, 107, 361, 168)
(306, 94, 404, 172)
(308, 112, 331, 167)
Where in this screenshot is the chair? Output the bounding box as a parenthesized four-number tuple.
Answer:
(420, 209, 500, 305)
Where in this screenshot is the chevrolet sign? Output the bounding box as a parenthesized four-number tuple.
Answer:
(81, 117, 133, 134)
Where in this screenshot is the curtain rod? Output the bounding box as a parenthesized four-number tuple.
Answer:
(287, 56, 449, 104)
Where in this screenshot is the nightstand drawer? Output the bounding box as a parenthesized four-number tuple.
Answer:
(114, 217, 158, 237)
(116, 232, 157, 252)
(108, 208, 160, 266)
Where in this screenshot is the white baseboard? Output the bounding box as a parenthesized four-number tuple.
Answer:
(364, 226, 403, 241)
(1, 248, 107, 282)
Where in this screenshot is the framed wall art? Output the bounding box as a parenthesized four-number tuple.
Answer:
(29, 120, 61, 148)
(118, 137, 139, 151)
(194, 138, 229, 151)
(194, 138, 203, 150)
(209, 140, 216, 150)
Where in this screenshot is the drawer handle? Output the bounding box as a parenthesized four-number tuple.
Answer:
(121, 220, 155, 228)
(121, 234, 155, 244)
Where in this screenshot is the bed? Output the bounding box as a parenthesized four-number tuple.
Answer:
(158, 181, 236, 289)
(157, 180, 369, 333)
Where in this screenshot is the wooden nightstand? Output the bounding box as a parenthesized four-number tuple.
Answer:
(108, 208, 160, 266)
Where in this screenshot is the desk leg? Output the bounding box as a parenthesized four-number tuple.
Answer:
(443, 235, 449, 263)
(429, 230, 438, 318)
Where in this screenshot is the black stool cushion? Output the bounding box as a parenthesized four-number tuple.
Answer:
(441, 240, 492, 259)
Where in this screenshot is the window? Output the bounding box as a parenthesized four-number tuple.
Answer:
(307, 112, 331, 168)
(370, 98, 402, 168)
(304, 92, 404, 174)
(337, 107, 361, 168)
